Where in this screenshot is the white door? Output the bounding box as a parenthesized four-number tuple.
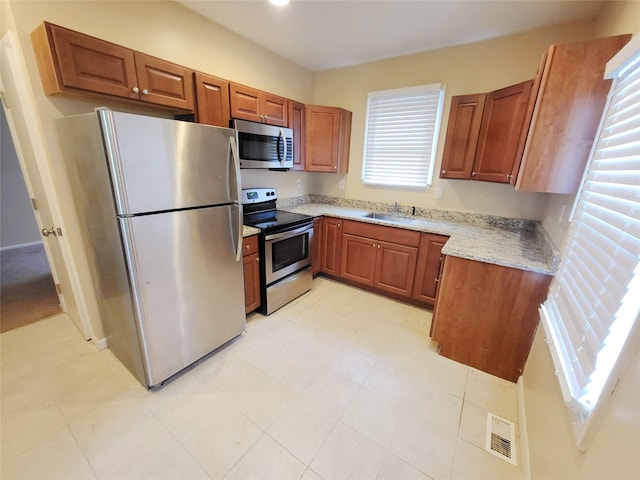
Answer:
(1, 32, 89, 338)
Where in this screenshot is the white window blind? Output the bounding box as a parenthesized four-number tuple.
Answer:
(361, 84, 445, 188)
(540, 38, 640, 450)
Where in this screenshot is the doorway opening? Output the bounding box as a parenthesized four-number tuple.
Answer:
(0, 108, 61, 333)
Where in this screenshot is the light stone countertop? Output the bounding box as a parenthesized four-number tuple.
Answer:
(242, 225, 260, 237)
(280, 203, 560, 275)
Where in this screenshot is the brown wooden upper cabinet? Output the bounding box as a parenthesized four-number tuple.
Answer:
(441, 35, 631, 193)
(439, 94, 486, 179)
(288, 100, 306, 171)
(229, 83, 288, 126)
(440, 81, 532, 184)
(514, 34, 631, 194)
(305, 106, 352, 173)
(194, 72, 231, 128)
(31, 22, 195, 112)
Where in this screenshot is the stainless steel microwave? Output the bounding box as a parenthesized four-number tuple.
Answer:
(233, 119, 293, 169)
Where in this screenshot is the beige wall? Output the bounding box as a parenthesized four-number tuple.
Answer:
(310, 20, 595, 220)
(524, 3, 640, 479)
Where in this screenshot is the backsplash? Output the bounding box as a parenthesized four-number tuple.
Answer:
(278, 194, 539, 232)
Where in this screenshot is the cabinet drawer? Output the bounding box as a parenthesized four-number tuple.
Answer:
(242, 235, 259, 256)
(343, 220, 420, 247)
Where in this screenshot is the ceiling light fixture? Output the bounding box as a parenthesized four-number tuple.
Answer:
(269, 0, 289, 6)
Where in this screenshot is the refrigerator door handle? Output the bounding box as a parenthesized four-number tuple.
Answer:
(229, 136, 243, 262)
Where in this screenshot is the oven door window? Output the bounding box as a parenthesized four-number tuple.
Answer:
(272, 233, 308, 272)
(265, 227, 312, 285)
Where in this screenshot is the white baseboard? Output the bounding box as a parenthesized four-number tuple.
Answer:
(92, 336, 108, 351)
(517, 375, 531, 480)
(0, 240, 43, 252)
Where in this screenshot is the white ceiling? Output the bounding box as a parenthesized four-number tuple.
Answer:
(178, 0, 607, 71)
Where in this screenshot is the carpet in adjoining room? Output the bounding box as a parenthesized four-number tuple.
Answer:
(0, 243, 61, 333)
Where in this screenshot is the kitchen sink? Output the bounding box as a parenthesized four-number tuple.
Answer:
(363, 212, 414, 224)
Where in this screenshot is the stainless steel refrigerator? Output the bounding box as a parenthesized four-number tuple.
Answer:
(57, 108, 246, 389)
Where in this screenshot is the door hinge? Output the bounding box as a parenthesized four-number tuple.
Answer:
(31, 198, 38, 210)
(55, 283, 62, 295)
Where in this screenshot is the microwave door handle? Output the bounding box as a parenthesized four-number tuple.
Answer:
(279, 128, 287, 166)
(229, 136, 243, 262)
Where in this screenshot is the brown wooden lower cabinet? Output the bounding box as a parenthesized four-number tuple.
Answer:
(431, 255, 552, 382)
(312, 217, 323, 275)
(242, 236, 260, 314)
(412, 233, 449, 306)
(339, 220, 420, 299)
(321, 217, 343, 276)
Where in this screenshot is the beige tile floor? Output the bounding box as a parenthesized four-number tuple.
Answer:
(1, 277, 523, 480)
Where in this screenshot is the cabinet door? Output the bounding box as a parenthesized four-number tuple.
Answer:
(473, 81, 532, 183)
(229, 83, 262, 122)
(262, 93, 288, 126)
(42, 22, 138, 99)
(243, 252, 261, 314)
(340, 234, 377, 286)
(289, 100, 306, 171)
(305, 106, 351, 173)
(194, 72, 230, 127)
(515, 34, 631, 193)
(312, 217, 323, 275)
(440, 94, 486, 179)
(374, 241, 418, 298)
(134, 52, 195, 111)
(412, 233, 448, 305)
(321, 217, 343, 276)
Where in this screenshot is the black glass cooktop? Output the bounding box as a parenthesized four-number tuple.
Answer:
(243, 209, 313, 233)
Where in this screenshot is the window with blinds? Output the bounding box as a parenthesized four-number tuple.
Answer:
(361, 84, 445, 188)
(540, 38, 640, 450)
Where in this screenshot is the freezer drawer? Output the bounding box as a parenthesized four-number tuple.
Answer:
(120, 206, 245, 387)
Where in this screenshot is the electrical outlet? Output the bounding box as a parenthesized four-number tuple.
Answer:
(339, 179, 345, 189)
(296, 179, 301, 190)
(435, 186, 443, 199)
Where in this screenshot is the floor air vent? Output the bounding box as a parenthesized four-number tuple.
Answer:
(485, 412, 517, 465)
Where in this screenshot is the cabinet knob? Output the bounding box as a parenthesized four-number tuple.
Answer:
(441, 169, 447, 175)
(256, 257, 259, 262)
(372, 243, 376, 247)
(506, 174, 513, 180)
(435, 277, 440, 283)
(471, 172, 477, 177)
(132, 86, 140, 93)
(142, 89, 149, 95)
(378, 244, 381, 249)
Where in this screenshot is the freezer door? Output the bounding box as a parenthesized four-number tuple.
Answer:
(120, 206, 246, 387)
(99, 109, 239, 215)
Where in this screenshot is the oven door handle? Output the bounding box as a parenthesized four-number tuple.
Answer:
(264, 224, 312, 242)
(229, 136, 243, 262)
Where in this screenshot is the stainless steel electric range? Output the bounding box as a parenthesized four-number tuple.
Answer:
(242, 188, 314, 315)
